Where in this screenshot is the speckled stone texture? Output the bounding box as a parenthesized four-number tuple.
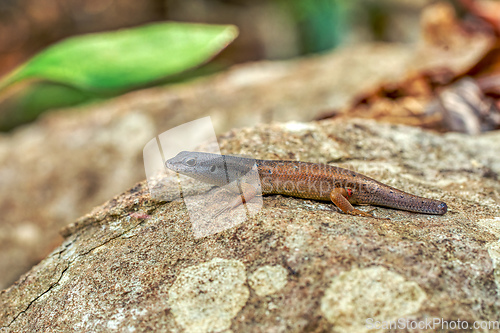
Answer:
(0, 21, 493, 290)
(1, 118, 500, 332)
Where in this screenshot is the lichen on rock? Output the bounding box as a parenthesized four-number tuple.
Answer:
(248, 265, 288, 297)
(167, 258, 249, 332)
(321, 266, 427, 333)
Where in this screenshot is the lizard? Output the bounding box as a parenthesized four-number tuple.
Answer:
(165, 151, 447, 218)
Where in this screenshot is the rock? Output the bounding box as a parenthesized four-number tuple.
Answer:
(248, 265, 288, 297)
(321, 267, 427, 333)
(1, 118, 499, 332)
(0, 11, 493, 288)
(1, 42, 417, 289)
(168, 258, 249, 332)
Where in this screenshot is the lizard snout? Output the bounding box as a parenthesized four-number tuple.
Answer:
(437, 202, 447, 215)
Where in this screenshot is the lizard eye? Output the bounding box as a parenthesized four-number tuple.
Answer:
(210, 165, 217, 173)
(185, 158, 196, 166)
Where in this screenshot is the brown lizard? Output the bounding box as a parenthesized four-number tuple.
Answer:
(165, 151, 447, 218)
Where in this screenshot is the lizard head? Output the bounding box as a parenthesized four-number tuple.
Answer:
(165, 151, 254, 187)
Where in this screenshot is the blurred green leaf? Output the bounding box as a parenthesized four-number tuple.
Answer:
(280, 0, 346, 54)
(0, 22, 238, 131)
(0, 82, 100, 131)
(0, 22, 238, 93)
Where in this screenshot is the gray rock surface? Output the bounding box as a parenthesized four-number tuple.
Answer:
(0, 8, 492, 288)
(1, 0, 495, 291)
(1, 43, 419, 290)
(1, 118, 499, 332)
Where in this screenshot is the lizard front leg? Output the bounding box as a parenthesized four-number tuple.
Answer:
(212, 182, 260, 218)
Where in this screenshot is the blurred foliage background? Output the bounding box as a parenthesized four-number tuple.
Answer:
(0, 0, 437, 75)
(0, 0, 471, 130)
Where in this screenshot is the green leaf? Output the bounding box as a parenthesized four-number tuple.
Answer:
(0, 22, 238, 93)
(0, 82, 100, 131)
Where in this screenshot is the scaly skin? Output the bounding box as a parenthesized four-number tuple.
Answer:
(165, 152, 448, 218)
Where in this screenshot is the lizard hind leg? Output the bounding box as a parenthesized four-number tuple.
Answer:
(329, 188, 385, 219)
